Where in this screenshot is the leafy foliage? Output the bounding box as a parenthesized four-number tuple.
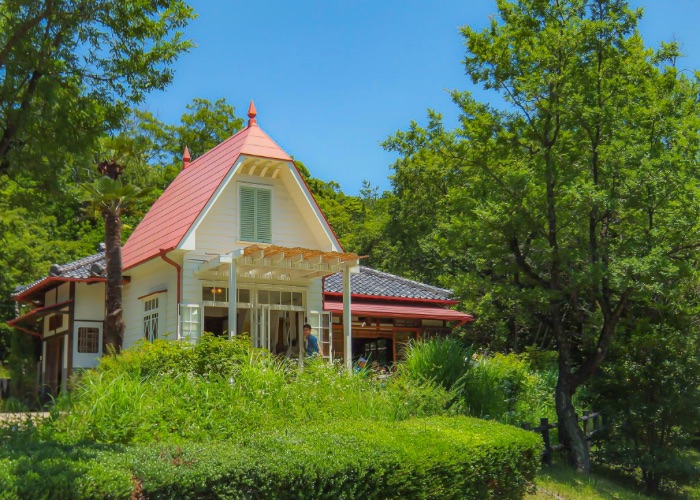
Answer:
(454, 353, 558, 426)
(0, 0, 195, 180)
(383, 0, 700, 470)
(399, 336, 473, 391)
(0, 336, 541, 498)
(49, 335, 451, 444)
(589, 314, 700, 494)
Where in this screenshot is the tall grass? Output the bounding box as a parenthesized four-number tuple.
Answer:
(400, 336, 473, 390)
(47, 335, 450, 444)
(400, 338, 558, 426)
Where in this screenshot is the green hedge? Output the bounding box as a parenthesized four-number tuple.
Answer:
(0, 416, 540, 499)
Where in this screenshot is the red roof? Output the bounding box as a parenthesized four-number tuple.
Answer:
(323, 300, 474, 326)
(122, 118, 292, 270)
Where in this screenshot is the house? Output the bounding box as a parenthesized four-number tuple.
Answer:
(10, 102, 473, 394)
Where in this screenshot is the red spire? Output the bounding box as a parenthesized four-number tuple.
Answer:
(248, 100, 257, 127)
(182, 145, 191, 169)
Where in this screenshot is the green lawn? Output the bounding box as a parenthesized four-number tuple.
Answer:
(532, 462, 647, 499)
(531, 456, 700, 499)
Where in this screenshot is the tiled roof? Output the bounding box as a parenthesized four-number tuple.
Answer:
(121, 118, 292, 270)
(324, 266, 453, 301)
(13, 247, 106, 296)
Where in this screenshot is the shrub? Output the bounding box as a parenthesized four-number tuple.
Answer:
(589, 321, 700, 495)
(0, 417, 541, 499)
(400, 336, 472, 390)
(1, 336, 542, 498)
(454, 353, 556, 425)
(48, 336, 451, 444)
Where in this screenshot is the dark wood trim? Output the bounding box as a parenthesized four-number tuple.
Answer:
(137, 289, 168, 301)
(67, 283, 75, 381)
(42, 330, 71, 342)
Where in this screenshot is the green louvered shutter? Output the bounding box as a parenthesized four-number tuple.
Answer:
(255, 188, 272, 243)
(240, 185, 272, 243)
(239, 186, 256, 241)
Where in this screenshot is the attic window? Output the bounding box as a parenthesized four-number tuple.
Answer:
(239, 185, 272, 243)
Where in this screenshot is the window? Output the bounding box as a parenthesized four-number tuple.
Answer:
(239, 185, 272, 243)
(77, 327, 100, 353)
(179, 304, 201, 343)
(48, 314, 63, 331)
(143, 297, 159, 342)
(202, 286, 228, 302)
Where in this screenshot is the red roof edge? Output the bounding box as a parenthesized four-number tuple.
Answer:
(290, 160, 345, 252)
(13, 277, 106, 303)
(8, 299, 74, 337)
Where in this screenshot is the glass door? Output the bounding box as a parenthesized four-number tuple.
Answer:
(308, 311, 333, 361)
(252, 305, 271, 350)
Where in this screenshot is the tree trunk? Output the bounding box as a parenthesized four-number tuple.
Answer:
(103, 210, 125, 353)
(555, 369, 590, 472)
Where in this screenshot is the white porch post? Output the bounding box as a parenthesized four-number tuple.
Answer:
(343, 265, 352, 371)
(228, 252, 237, 338)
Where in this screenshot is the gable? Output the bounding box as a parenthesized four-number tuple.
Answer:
(190, 156, 339, 254)
(122, 106, 341, 270)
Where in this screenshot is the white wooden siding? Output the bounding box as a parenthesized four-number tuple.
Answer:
(307, 278, 324, 313)
(122, 258, 176, 348)
(195, 169, 324, 255)
(72, 321, 102, 369)
(74, 282, 105, 321)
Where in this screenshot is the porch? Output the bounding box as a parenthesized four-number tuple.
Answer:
(188, 244, 361, 368)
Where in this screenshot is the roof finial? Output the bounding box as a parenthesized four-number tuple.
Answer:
(182, 145, 191, 169)
(247, 100, 257, 127)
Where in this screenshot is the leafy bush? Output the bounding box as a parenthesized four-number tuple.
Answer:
(48, 335, 451, 444)
(0, 417, 540, 499)
(453, 353, 556, 425)
(400, 336, 472, 390)
(0, 336, 542, 498)
(589, 321, 700, 495)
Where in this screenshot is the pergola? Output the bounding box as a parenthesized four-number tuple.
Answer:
(197, 244, 361, 369)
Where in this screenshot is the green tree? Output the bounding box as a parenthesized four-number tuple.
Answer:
(590, 307, 700, 494)
(81, 174, 153, 352)
(0, 0, 195, 181)
(385, 0, 700, 471)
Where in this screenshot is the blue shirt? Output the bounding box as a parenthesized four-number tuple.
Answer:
(306, 334, 319, 356)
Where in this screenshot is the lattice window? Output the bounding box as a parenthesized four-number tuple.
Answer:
(77, 327, 99, 353)
(143, 297, 159, 342)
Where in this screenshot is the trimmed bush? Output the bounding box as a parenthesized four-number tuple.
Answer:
(0, 417, 540, 499)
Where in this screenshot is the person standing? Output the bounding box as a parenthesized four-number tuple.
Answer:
(303, 323, 320, 357)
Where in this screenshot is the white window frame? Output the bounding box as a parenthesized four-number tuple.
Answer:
(139, 291, 167, 342)
(142, 297, 161, 342)
(179, 303, 202, 344)
(237, 181, 274, 244)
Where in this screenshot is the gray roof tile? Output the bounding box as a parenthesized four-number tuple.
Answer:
(324, 266, 453, 301)
(13, 246, 105, 296)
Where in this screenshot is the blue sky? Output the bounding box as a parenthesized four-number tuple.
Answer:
(143, 1, 700, 195)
